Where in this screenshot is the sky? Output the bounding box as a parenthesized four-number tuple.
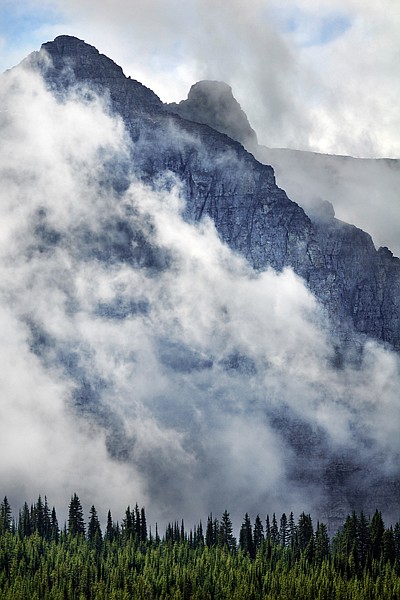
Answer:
(1, 0, 400, 157)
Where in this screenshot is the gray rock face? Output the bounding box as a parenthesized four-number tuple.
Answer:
(36, 36, 400, 353)
(167, 80, 258, 150)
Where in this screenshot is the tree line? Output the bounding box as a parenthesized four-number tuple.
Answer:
(0, 494, 399, 599)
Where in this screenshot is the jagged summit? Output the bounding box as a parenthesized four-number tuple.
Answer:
(40, 35, 162, 114)
(167, 80, 258, 150)
(19, 34, 400, 353)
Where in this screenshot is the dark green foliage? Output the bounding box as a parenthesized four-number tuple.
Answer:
(0, 498, 12, 534)
(68, 493, 85, 536)
(253, 514, 264, 551)
(370, 509, 385, 560)
(218, 509, 236, 550)
(1, 496, 400, 600)
(88, 505, 102, 551)
(239, 513, 255, 558)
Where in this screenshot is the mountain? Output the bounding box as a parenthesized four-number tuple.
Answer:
(35, 35, 400, 354)
(168, 79, 400, 259)
(2, 35, 399, 528)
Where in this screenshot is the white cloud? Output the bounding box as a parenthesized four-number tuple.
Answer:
(0, 55, 399, 528)
(2, 0, 400, 157)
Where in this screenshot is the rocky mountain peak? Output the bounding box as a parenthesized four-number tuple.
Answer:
(39, 35, 162, 114)
(167, 80, 258, 150)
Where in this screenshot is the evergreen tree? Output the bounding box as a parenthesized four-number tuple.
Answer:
(297, 512, 314, 552)
(370, 509, 384, 561)
(141, 507, 148, 542)
(88, 505, 102, 548)
(315, 522, 330, 564)
(206, 514, 218, 547)
(123, 505, 135, 539)
(32, 495, 45, 536)
(382, 527, 396, 564)
(219, 510, 236, 550)
(43, 496, 51, 539)
(0, 496, 12, 533)
(134, 503, 141, 539)
(239, 513, 255, 558)
(279, 513, 289, 547)
(50, 506, 59, 542)
(196, 520, 204, 547)
(288, 512, 297, 548)
(68, 493, 85, 536)
(105, 509, 116, 542)
(265, 514, 271, 543)
(253, 514, 264, 551)
(271, 513, 279, 545)
(18, 502, 31, 538)
(357, 511, 371, 568)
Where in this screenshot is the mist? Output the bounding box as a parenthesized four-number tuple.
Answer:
(3, 0, 399, 158)
(1, 62, 399, 529)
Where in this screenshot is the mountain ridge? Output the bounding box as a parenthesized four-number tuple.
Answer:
(28, 35, 400, 353)
(3, 35, 399, 528)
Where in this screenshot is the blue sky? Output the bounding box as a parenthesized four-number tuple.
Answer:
(0, 0, 399, 158)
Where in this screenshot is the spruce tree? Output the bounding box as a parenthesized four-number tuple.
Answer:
(239, 513, 255, 558)
(88, 505, 102, 547)
(0, 497, 12, 534)
(271, 513, 279, 545)
(279, 513, 289, 547)
(219, 510, 236, 550)
(370, 509, 384, 561)
(68, 493, 85, 536)
(253, 514, 264, 551)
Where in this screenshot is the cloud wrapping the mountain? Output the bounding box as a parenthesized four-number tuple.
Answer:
(0, 64, 399, 528)
(7, 0, 398, 157)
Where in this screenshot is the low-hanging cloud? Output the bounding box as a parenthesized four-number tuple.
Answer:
(5, 0, 400, 158)
(0, 62, 399, 530)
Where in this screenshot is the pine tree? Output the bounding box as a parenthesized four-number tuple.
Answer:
(68, 493, 85, 536)
(206, 514, 217, 547)
(253, 514, 264, 551)
(288, 512, 297, 548)
(370, 509, 384, 561)
(134, 503, 141, 539)
(239, 513, 255, 558)
(33, 495, 45, 536)
(105, 509, 116, 542)
(315, 522, 330, 564)
(88, 505, 102, 548)
(279, 513, 289, 547)
(141, 507, 147, 542)
(219, 510, 236, 550)
(297, 512, 313, 552)
(0, 496, 12, 533)
(50, 506, 59, 542)
(357, 511, 371, 568)
(123, 506, 134, 539)
(271, 513, 279, 545)
(18, 502, 31, 538)
(43, 497, 51, 539)
(382, 527, 396, 564)
(265, 514, 271, 543)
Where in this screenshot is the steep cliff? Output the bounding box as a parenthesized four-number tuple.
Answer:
(33, 35, 400, 353)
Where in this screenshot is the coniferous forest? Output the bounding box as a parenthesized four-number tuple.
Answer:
(1, 495, 400, 599)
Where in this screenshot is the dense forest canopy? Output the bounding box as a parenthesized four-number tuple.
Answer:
(1, 495, 399, 599)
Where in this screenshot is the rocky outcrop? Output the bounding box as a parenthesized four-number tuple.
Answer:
(32, 36, 400, 353)
(167, 80, 258, 150)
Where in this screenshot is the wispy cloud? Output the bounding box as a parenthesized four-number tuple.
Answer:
(1, 62, 399, 528)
